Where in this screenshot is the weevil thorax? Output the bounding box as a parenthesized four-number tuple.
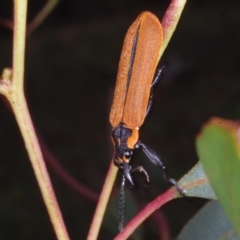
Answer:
(111, 124, 139, 165)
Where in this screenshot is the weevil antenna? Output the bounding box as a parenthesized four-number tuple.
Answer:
(118, 175, 125, 232)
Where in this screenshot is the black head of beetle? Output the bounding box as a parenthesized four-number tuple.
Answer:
(111, 124, 136, 187)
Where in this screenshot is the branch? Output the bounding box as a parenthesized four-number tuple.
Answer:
(27, 0, 59, 35)
(0, 1, 70, 239)
(86, 161, 118, 240)
(160, 0, 187, 58)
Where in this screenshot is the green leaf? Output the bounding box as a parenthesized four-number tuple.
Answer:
(178, 162, 217, 199)
(177, 200, 239, 240)
(196, 118, 240, 237)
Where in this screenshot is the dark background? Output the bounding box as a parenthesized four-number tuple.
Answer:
(0, 0, 239, 239)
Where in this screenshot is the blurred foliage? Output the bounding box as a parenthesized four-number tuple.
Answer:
(0, 0, 239, 239)
(177, 201, 239, 240)
(197, 119, 240, 236)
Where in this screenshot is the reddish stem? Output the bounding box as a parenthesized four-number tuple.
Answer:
(39, 137, 99, 202)
(114, 188, 179, 240)
(151, 210, 171, 240)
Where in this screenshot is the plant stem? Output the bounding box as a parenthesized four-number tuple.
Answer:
(160, 0, 187, 58)
(9, 93, 70, 240)
(114, 188, 178, 240)
(27, 0, 59, 35)
(2, 1, 71, 239)
(86, 161, 118, 240)
(12, 0, 27, 91)
(39, 136, 99, 202)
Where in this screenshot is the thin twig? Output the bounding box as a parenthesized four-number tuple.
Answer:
(0, 1, 70, 239)
(86, 161, 118, 240)
(39, 136, 99, 202)
(27, 0, 59, 35)
(160, 0, 187, 58)
(114, 188, 178, 240)
(0, 17, 13, 30)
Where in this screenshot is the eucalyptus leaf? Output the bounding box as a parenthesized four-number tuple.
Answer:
(178, 162, 217, 199)
(196, 118, 240, 237)
(177, 201, 239, 240)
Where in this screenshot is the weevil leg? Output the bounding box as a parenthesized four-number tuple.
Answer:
(135, 142, 187, 197)
(151, 65, 165, 87)
(131, 166, 150, 186)
(145, 65, 165, 117)
(145, 94, 154, 118)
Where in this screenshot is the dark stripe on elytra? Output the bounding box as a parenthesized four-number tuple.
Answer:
(121, 23, 140, 122)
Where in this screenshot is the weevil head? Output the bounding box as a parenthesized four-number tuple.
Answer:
(112, 124, 139, 187)
(113, 150, 135, 187)
(122, 162, 135, 187)
(113, 148, 133, 166)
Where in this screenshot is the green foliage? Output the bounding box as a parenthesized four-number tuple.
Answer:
(179, 162, 217, 199)
(177, 201, 239, 240)
(197, 119, 240, 237)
